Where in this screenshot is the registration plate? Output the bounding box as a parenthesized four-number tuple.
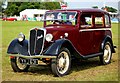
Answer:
(28, 59, 38, 65)
(19, 58, 38, 65)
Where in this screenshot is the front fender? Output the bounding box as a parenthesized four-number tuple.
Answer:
(44, 39, 80, 58)
(7, 39, 29, 55)
(44, 39, 64, 56)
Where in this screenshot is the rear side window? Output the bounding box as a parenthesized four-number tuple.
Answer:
(95, 15, 104, 27)
(80, 14, 92, 28)
(105, 14, 110, 27)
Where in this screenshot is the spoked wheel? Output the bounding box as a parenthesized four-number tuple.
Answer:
(51, 48, 71, 77)
(100, 42, 112, 65)
(11, 57, 30, 72)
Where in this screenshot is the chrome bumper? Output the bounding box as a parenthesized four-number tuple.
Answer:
(8, 54, 57, 59)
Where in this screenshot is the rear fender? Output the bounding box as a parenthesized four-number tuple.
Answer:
(101, 35, 115, 53)
(7, 39, 29, 55)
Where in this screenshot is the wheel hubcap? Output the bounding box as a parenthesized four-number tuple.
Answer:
(57, 51, 69, 74)
(16, 57, 27, 70)
(59, 57, 65, 68)
(103, 44, 111, 63)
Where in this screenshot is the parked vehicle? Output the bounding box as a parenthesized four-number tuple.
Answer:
(2, 17, 17, 21)
(7, 9, 116, 77)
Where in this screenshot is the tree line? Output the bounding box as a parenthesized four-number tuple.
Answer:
(3, 2, 61, 16)
(2, 2, 118, 16)
(92, 6, 117, 13)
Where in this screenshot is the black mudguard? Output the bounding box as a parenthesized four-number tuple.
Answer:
(101, 35, 116, 53)
(44, 39, 81, 58)
(7, 39, 29, 55)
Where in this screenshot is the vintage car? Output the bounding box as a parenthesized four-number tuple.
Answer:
(2, 17, 17, 21)
(7, 9, 116, 77)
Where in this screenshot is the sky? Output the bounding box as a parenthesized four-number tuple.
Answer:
(64, 0, 120, 12)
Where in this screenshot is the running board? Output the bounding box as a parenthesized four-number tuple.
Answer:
(82, 52, 103, 59)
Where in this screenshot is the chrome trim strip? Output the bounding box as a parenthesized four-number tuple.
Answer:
(34, 30, 37, 54)
(38, 28, 46, 55)
(8, 54, 56, 59)
(28, 29, 31, 56)
(79, 28, 111, 32)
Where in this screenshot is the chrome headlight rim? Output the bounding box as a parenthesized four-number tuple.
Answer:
(18, 32, 25, 42)
(45, 33, 53, 42)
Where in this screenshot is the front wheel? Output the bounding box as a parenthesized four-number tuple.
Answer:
(51, 48, 71, 77)
(100, 41, 112, 65)
(11, 57, 30, 72)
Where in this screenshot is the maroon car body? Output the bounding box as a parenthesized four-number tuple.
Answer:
(43, 9, 115, 55)
(7, 9, 116, 77)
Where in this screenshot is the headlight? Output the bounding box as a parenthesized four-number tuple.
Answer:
(45, 34, 53, 42)
(18, 32, 25, 42)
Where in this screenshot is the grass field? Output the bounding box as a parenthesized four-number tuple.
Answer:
(1, 21, 119, 81)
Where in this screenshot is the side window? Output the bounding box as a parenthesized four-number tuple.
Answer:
(95, 15, 104, 27)
(105, 14, 110, 27)
(80, 14, 92, 28)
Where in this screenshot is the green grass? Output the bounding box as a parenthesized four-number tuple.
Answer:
(2, 21, 119, 81)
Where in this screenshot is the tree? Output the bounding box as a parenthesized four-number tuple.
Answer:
(41, 2, 61, 10)
(101, 6, 117, 13)
(4, 2, 61, 16)
(92, 6, 98, 9)
(18, 2, 28, 12)
(0, 2, 2, 13)
(4, 2, 19, 16)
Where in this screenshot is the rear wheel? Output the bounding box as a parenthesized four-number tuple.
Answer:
(11, 57, 30, 72)
(14, 19, 17, 21)
(51, 48, 71, 77)
(100, 41, 112, 65)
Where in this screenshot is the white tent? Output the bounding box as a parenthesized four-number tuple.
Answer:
(20, 9, 48, 21)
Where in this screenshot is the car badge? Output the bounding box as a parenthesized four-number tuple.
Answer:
(37, 35, 43, 40)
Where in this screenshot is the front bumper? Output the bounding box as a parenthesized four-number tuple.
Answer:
(8, 54, 57, 65)
(8, 54, 57, 59)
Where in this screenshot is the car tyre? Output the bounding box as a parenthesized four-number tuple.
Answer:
(100, 41, 112, 65)
(11, 57, 30, 72)
(51, 48, 71, 77)
(14, 19, 17, 21)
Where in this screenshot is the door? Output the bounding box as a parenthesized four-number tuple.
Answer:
(77, 13, 94, 55)
(92, 14, 106, 53)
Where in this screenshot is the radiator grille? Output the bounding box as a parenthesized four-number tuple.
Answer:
(29, 29, 45, 55)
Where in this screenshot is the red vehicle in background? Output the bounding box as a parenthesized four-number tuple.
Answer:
(2, 17, 17, 21)
(7, 8, 116, 77)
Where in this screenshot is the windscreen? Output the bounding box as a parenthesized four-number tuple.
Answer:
(44, 11, 77, 26)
